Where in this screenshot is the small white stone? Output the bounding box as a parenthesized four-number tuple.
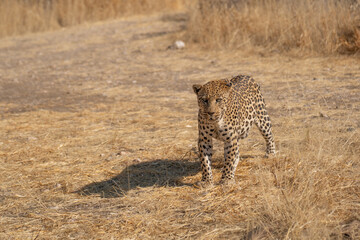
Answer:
(174, 40, 185, 49)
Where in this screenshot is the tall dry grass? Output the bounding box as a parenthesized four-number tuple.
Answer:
(242, 128, 359, 239)
(186, 0, 360, 54)
(0, 0, 185, 38)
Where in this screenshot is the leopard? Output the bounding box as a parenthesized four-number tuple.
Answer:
(193, 75, 275, 185)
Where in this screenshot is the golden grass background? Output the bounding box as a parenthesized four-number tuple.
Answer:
(1, 0, 360, 54)
(0, 0, 185, 38)
(186, 0, 360, 54)
(0, 0, 359, 239)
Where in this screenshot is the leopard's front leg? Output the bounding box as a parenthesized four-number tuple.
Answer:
(221, 135, 239, 183)
(198, 131, 213, 184)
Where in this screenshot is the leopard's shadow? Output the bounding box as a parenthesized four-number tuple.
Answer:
(75, 159, 200, 198)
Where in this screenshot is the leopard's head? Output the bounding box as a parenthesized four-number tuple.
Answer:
(193, 79, 232, 122)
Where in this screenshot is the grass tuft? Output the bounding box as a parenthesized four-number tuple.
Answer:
(0, 0, 185, 38)
(185, 0, 360, 54)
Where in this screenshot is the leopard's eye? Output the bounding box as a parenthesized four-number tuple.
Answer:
(216, 98, 222, 103)
(202, 98, 208, 104)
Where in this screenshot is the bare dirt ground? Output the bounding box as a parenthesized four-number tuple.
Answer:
(0, 13, 359, 239)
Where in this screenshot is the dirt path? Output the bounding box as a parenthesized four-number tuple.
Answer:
(0, 13, 359, 239)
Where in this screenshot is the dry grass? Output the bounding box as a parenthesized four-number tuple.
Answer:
(0, 0, 186, 38)
(0, 11, 359, 239)
(186, 0, 360, 55)
(2, 0, 360, 55)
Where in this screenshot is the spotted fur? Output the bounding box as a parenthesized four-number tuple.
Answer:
(193, 75, 275, 184)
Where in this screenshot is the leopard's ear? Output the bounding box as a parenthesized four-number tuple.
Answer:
(192, 84, 202, 95)
(220, 78, 232, 88)
(225, 81, 232, 88)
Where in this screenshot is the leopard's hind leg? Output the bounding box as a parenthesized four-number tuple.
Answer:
(254, 98, 275, 155)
